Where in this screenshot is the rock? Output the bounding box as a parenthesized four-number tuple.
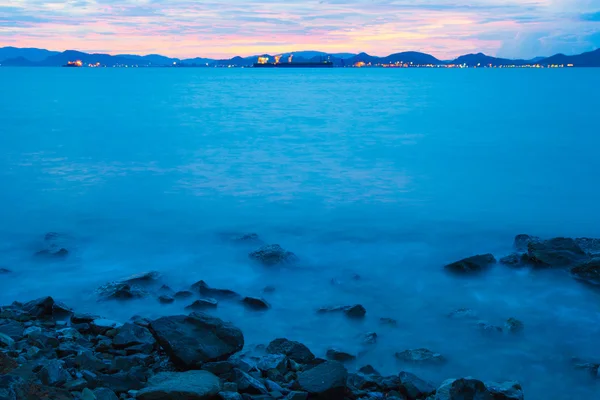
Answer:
(499, 254, 522, 266)
(190, 281, 241, 299)
(90, 319, 123, 335)
(504, 318, 524, 334)
(395, 348, 445, 364)
(0, 268, 10, 274)
(573, 361, 600, 377)
(96, 283, 147, 301)
(120, 271, 161, 285)
(362, 332, 378, 345)
(435, 378, 492, 400)
(113, 323, 155, 349)
(174, 291, 194, 299)
(75, 350, 110, 372)
(12, 380, 73, 400)
(149, 312, 244, 369)
(21, 296, 55, 318)
(447, 308, 478, 320)
(93, 387, 119, 400)
(233, 368, 269, 394)
(249, 244, 298, 266)
(202, 361, 234, 376)
(266, 339, 315, 364)
(444, 254, 496, 275)
(35, 248, 69, 258)
(185, 299, 219, 310)
(64, 378, 88, 391)
(52, 301, 73, 318)
(486, 381, 524, 400)
(317, 304, 366, 318)
(326, 349, 355, 362)
(242, 297, 270, 311)
(575, 237, 600, 255)
(0, 333, 15, 348)
(284, 392, 308, 400)
(257, 354, 288, 373)
(233, 233, 263, 244)
(477, 322, 503, 335)
(514, 234, 540, 251)
(81, 388, 96, 400)
(158, 295, 175, 304)
(72, 313, 98, 324)
(297, 361, 347, 397)
(359, 365, 380, 375)
(39, 359, 70, 387)
(398, 371, 436, 399)
(525, 237, 586, 267)
(262, 286, 276, 293)
(95, 368, 147, 393)
(379, 318, 397, 326)
(0, 351, 18, 374)
(136, 370, 221, 400)
(571, 259, 600, 285)
(110, 354, 151, 372)
(0, 320, 24, 340)
(265, 379, 286, 393)
(219, 392, 243, 400)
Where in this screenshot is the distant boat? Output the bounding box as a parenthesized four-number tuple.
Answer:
(63, 60, 83, 67)
(253, 54, 333, 68)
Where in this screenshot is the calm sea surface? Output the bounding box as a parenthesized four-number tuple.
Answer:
(1, 68, 600, 398)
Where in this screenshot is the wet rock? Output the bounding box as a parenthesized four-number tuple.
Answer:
(262, 286, 276, 293)
(149, 312, 244, 369)
(0, 320, 24, 339)
(514, 234, 540, 251)
(64, 378, 88, 391)
(113, 323, 155, 350)
(21, 296, 55, 318)
(266, 338, 315, 364)
(174, 290, 194, 299)
(257, 354, 288, 373)
(191, 281, 241, 300)
(39, 359, 70, 387)
(504, 318, 524, 334)
(72, 313, 98, 324)
(571, 259, 600, 285)
(284, 392, 308, 400)
(229, 352, 259, 372)
(362, 332, 378, 345)
(573, 361, 600, 378)
(185, 298, 219, 310)
(96, 283, 147, 301)
(435, 378, 492, 400)
(0, 333, 15, 348)
(0, 268, 10, 274)
(297, 360, 347, 397)
(158, 295, 175, 304)
(398, 371, 436, 399)
(575, 237, 600, 255)
(95, 367, 147, 393)
(110, 354, 151, 372)
(525, 237, 586, 267)
(136, 370, 221, 400)
(233, 233, 263, 244)
(93, 387, 120, 400)
(486, 381, 524, 400)
(379, 318, 397, 326)
(359, 365, 380, 376)
(35, 248, 69, 258)
(120, 271, 161, 285)
(90, 319, 123, 335)
(499, 254, 522, 267)
(202, 361, 234, 376)
(13, 380, 73, 400)
(223, 382, 238, 392)
(317, 304, 366, 318)
(477, 322, 503, 335)
(75, 350, 110, 372)
(447, 308, 478, 320)
(242, 297, 270, 311)
(444, 254, 496, 275)
(220, 392, 244, 400)
(395, 348, 445, 365)
(326, 349, 356, 362)
(0, 351, 18, 373)
(233, 368, 269, 394)
(249, 244, 298, 266)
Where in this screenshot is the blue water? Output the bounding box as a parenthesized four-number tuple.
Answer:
(1, 68, 600, 398)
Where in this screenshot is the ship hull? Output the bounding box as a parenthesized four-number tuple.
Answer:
(253, 62, 333, 68)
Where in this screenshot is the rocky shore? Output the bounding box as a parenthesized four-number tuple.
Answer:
(2, 232, 600, 399)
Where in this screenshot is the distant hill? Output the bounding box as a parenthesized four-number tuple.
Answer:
(451, 53, 530, 66)
(35, 50, 143, 67)
(1, 56, 39, 66)
(0, 47, 59, 62)
(117, 54, 180, 65)
(538, 48, 600, 67)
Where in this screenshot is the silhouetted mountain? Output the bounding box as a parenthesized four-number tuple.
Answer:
(180, 57, 214, 65)
(382, 51, 443, 64)
(538, 48, 600, 67)
(0, 56, 39, 66)
(0, 47, 59, 62)
(451, 53, 529, 66)
(117, 54, 179, 65)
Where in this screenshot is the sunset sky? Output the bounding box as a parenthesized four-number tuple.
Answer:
(2, 0, 600, 59)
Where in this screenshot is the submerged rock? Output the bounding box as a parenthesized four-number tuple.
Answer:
(266, 338, 315, 364)
(571, 259, 600, 285)
(317, 304, 366, 318)
(477, 321, 503, 335)
(191, 280, 241, 300)
(0, 268, 10, 274)
(499, 254, 523, 267)
(379, 317, 398, 326)
(447, 308, 478, 320)
(242, 297, 270, 311)
(249, 244, 298, 266)
(525, 237, 586, 267)
(233, 233, 264, 244)
(395, 348, 445, 364)
(174, 290, 194, 299)
(514, 234, 540, 251)
(326, 349, 356, 362)
(504, 318, 524, 334)
(575, 237, 600, 255)
(149, 312, 244, 369)
(158, 295, 175, 304)
(137, 370, 221, 400)
(35, 232, 71, 259)
(185, 298, 219, 310)
(444, 254, 496, 275)
(435, 378, 492, 400)
(486, 381, 524, 400)
(96, 283, 147, 301)
(297, 361, 347, 397)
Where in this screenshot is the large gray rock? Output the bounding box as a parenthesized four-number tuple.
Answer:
(190, 281, 241, 300)
(317, 304, 366, 318)
(571, 259, 600, 285)
(149, 312, 244, 369)
(232, 368, 268, 394)
(297, 361, 347, 397)
(485, 381, 524, 400)
(395, 348, 445, 364)
(266, 338, 315, 364)
(113, 323, 155, 349)
(444, 254, 496, 275)
(93, 388, 119, 400)
(38, 359, 70, 387)
(249, 244, 298, 266)
(136, 370, 221, 400)
(326, 349, 356, 363)
(513, 234, 540, 251)
(575, 237, 600, 255)
(435, 378, 493, 400)
(525, 237, 586, 267)
(21, 296, 55, 318)
(398, 371, 436, 399)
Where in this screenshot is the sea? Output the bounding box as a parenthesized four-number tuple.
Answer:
(1, 67, 600, 399)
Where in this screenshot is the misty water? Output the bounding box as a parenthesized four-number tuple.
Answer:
(1, 68, 600, 399)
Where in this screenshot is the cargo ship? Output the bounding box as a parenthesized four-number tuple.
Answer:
(253, 54, 333, 68)
(63, 60, 83, 67)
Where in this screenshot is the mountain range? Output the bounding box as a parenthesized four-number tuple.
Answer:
(1, 47, 599, 67)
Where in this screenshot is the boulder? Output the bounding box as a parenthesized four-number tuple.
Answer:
(249, 245, 298, 266)
(266, 339, 315, 364)
(75, 350, 110, 372)
(486, 381, 524, 400)
(72, 313, 98, 324)
(159, 295, 175, 304)
(38, 359, 70, 387)
(317, 304, 366, 318)
(477, 322, 503, 335)
(257, 354, 288, 373)
(326, 349, 356, 362)
(0, 351, 18, 374)
(395, 348, 445, 364)
(90, 319, 123, 335)
(0, 268, 10, 274)
(514, 234, 540, 251)
(525, 237, 586, 267)
(136, 370, 221, 400)
(202, 361, 234, 376)
(242, 297, 270, 311)
(380, 318, 398, 326)
(93, 387, 119, 400)
(233, 368, 269, 394)
(362, 332, 378, 345)
(120, 271, 161, 285)
(504, 318, 524, 334)
(447, 308, 478, 320)
(185, 299, 219, 310)
(575, 237, 600, 255)
(435, 378, 492, 400)
(174, 291, 194, 299)
(571, 259, 600, 285)
(444, 254, 496, 275)
(190, 281, 241, 299)
(398, 371, 436, 399)
(499, 254, 522, 266)
(113, 323, 155, 349)
(149, 312, 244, 369)
(297, 361, 347, 397)
(0, 320, 25, 339)
(95, 367, 147, 393)
(96, 283, 147, 301)
(21, 296, 55, 318)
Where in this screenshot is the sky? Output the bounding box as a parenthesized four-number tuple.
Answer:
(1, 0, 600, 59)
